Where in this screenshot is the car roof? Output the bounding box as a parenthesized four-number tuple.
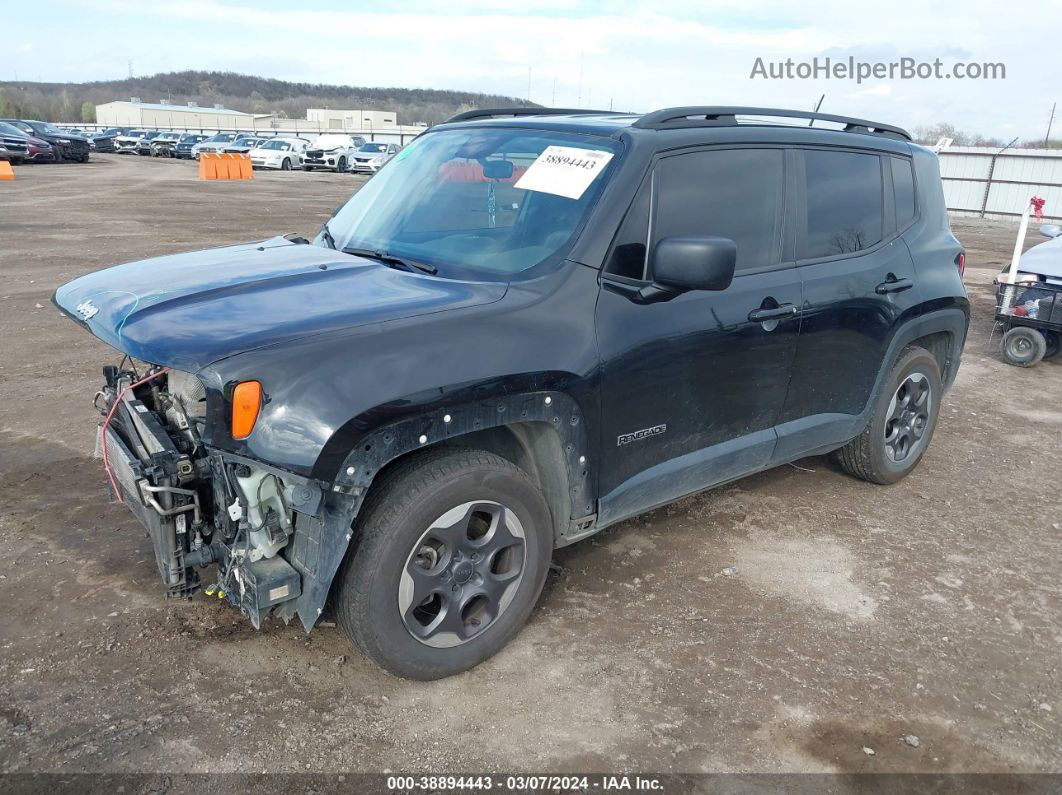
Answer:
(434, 106, 912, 147)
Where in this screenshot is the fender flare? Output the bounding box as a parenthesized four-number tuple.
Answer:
(281, 390, 595, 632)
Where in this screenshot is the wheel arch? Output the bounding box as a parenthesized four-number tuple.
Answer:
(329, 390, 596, 544)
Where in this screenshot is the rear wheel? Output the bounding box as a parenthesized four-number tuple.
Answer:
(1001, 327, 1046, 367)
(281, 157, 291, 171)
(335, 448, 553, 680)
(835, 346, 942, 485)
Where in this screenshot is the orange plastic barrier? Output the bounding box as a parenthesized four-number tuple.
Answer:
(0, 161, 15, 181)
(198, 152, 253, 181)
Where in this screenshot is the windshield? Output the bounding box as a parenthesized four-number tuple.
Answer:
(328, 128, 619, 280)
(259, 139, 289, 150)
(206, 133, 236, 143)
(0, 121, 25, 137)
(359, 143, 387, 153)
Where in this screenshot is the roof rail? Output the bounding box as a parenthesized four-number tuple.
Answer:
(633, 106, 911, 141)
(443, 107, 626, 124)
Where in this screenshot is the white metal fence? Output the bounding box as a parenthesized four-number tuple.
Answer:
(939, 146, 1062, 222)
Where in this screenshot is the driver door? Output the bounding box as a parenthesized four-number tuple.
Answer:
(595, 147, 802, 525)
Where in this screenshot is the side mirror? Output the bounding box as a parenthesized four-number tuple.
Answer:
(652, 236, 737, 292)
(1040, 224, 1061, 239)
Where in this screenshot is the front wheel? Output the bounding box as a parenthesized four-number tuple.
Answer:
(302, 165, 313, 171)
(834, 346, 942, 485)
(281, 158, 291, 171)
(335, 448, 553, 680)
(335, 156, 347, 172)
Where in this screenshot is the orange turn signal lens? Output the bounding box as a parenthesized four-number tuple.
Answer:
(231, 380, 262, 440)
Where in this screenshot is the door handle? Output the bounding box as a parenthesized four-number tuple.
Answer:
(748, 303, 798, 323)
(876, 276, 914, 295)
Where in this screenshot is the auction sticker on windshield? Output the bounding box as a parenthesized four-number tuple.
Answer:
(514, 145, 614, 200)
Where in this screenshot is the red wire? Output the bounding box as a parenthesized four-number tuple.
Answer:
(101, 368, 171, 502)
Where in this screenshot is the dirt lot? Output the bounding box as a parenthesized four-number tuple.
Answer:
(1, 154, 1060, 776)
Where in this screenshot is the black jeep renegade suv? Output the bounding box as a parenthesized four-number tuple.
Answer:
(54, 106, 968, 679)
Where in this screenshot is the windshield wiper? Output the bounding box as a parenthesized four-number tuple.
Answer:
(320, 223, 337, 250)
(342, 247, 438, 275)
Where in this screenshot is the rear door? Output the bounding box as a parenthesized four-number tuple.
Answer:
(774, 147, 922, 460)
(595, 146, 802, 525)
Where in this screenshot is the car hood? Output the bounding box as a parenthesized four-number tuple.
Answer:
(53, 236, 507, 372)
(1018, 235, 1062, 280)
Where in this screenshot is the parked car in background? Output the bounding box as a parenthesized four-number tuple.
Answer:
(349, 141, 402, 174)
(174, 134, 208, 159)
(223, 136, 266, 154)
(0, 121, 30, 165)
(150, 131, 183, 157)
(136, 131, 164, 156)
(0, 119, 90, 162)
(248, 137, 309, 170)
(301, 133, 366, 172)
(192, 133, 240, 159)
(89, 128, 126, 153)
(114, 129, 149, 155)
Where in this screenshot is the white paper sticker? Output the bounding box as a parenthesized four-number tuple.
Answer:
(514, 145, 614, 200)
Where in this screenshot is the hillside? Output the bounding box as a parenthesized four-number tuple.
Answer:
(0, 70, 538, 126)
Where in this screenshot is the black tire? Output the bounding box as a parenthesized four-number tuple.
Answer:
(335, 447, 553, 680)
(302, 165, 313, 171)
(336, 156, 347, 172)
(1001, 327, 1046, 367)
(281, 158, 291, 171)
(834, 346, 942, 485)
(52, 148, 63, 163)
(1042, 331, 1060, 360)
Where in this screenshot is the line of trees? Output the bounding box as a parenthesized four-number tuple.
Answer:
(0, 70, 535, 127)
(912, 122, 1061, 150)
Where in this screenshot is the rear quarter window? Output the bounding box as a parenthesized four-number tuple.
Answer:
(891, 156, 917, 228)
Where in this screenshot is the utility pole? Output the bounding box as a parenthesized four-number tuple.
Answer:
(552, 78, 556, 107)
(527, 66, 532, 103)
(1045, 102, 1056, 148)
(128, 60, 133, 79)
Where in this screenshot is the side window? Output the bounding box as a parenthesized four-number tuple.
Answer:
(604, 173, 652, 280)
(654, 149, 784, 273)
(891, 156, 916, 228)
(804, 149, 883, 258)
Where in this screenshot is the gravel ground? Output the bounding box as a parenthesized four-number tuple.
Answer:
(0, 154, 1060, 775)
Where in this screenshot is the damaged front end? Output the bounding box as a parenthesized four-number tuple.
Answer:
(97, 362, 325, 629)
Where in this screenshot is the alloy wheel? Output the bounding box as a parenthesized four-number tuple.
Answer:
(884, 373, 932, 463)
(398, 500, 526, 648)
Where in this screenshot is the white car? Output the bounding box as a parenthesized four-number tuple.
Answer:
(191, 132, 241, 159)
(113, 129, 149, 154)
(300, 133, 366, 172)
(248, 137, 310, 171)
(349, 142, 402, 174)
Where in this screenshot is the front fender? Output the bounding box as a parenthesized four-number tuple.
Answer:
(282, 389, 595, 632)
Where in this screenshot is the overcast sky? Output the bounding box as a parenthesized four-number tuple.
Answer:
(5, 0, 1057, 139)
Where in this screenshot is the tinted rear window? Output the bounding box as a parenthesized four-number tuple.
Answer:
(804, 150, 883, 258)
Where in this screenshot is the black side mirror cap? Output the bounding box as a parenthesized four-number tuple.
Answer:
(652, 236, 737, 293)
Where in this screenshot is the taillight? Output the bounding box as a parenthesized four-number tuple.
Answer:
(956, 252, 966, 277)
(231, 380, 262, 439)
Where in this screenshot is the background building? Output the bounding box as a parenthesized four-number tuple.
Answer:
(95, 99, 276, 130)
(305, 108, 398, 131)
